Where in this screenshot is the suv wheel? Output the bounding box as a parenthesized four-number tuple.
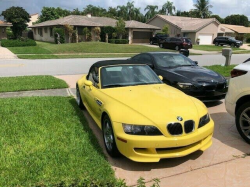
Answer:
(215, 42, 219, 46)
(159, 43, 163, 48)
(175, 46, 179, 51)
(231, 43, 235, 48)
(150, 40, 153, 45)
(236, 102, 250, 144)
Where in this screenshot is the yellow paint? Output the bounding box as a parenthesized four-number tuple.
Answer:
(77, 69, 214, 162)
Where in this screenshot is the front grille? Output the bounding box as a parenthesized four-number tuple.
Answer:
(167, 123, 183, 135)
(203, 85, 216, 91)
(216, 83, 225, 90)
(184, 120, 195, 133)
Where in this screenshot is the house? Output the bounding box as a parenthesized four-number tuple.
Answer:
(29, 15, 160, 44)
(218, 25, 235, 36)
(28, 13, 39, 27)
(147, 14, 220, 45)
(0, 20, 12, 40)
(220, 24, 250, 40)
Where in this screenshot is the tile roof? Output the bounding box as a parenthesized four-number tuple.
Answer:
(0, 20, 12, 26)
(218, 25, 235, 33)
(221, 24, 250, 34)
(30, 15, 159, 30)
(148, 15, 219, 32)
(125, 20, 160, 29)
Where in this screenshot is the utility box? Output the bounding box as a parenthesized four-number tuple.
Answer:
(222, 48, 232, 66)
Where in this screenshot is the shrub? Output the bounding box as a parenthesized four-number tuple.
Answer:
(53, 27, 65, 44)
(6, 30, 15, 40)
(1, 39, 36, 47)
(108, 39, 129, 44)
(244, 33, 250, 43)
(83, 27, 91, 41)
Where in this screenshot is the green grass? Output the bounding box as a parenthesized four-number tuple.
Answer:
(233, 50, 250, 54)
(193, 45, 244, 51)
(0, 75, 68, 92)
(8, 41, 171, 54)
(0, 97, 116, 186)
(204, 65, 236, 77)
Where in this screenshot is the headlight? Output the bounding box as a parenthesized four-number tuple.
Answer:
(199, 114, 210, 128)
(177, 83, 193, 89)
(122, 124, 162, 136)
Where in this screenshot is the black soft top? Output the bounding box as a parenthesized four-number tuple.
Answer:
(90, 60, 140, 69)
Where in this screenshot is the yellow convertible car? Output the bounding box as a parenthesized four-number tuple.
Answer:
(76, 60, 214, 162)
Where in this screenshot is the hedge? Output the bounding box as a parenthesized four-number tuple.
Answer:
(53, 28, 65, 44)
(108, 39, 129, 44)
(1, 39, 36, 47)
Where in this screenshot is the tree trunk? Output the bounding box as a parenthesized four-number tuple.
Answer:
(105, 33, 108, 43)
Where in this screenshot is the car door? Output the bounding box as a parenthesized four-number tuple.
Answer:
(82, 67, 102, 120)
(169, 38, 176, 49)
(163, 37, 170, 48)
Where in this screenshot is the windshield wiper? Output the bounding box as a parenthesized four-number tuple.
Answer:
(103, 84, 125, 88)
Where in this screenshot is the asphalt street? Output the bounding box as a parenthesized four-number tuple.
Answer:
(0, 54, 249, 77)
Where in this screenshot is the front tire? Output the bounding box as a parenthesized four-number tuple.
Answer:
(76, 84, 85, 109)
(159, 43, 163, 48)
(102, 115, 121, 157)
(231, 43, 235, 48)
(175, 45, 179, 51)
(215, 42, 219, 46)
(236, 102, 250, 144)
(150, 40, 153, 45)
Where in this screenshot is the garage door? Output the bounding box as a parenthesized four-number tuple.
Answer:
(133, 31, 152, 43)
(199, 34, 213, 45)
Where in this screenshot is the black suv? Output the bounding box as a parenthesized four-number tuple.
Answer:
(150, 33, 169, 45)
(213, 36, 242, 48)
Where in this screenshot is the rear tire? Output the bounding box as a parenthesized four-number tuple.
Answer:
(231, 43, 235, 48)
(102, 115, 121, 157)
(215, 42, 219, 46)
(175, 45, 179, 51)
(159, 43, 163, 48)
(150, 41, 153, 45)
(76, 84, 85, 110)
(236, 102, 250, 144)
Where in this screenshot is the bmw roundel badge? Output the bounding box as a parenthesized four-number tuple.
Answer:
(177, 116, 183, 121)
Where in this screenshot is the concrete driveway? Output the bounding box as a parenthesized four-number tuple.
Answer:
(0, 46, 17, 59)
(57, 75, 250, 187)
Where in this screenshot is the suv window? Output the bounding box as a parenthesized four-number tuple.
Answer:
(170, 38, 176, 42)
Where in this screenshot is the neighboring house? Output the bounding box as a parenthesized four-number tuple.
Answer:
(0, 20, 12, 40)
(218, 25, 235, 36)
(29, 15, 160, 44)
(220, 24, 250, 40)
(28, 13, 39, 26)
(147, 14, 220, 45)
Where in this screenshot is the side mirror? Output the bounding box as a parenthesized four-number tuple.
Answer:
(193, 61, 198, 65)
(179, 49, 189, 57)
(84, 80, 93, 87)
(158, 75, 163, 81)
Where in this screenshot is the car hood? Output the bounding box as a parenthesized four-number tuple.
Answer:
(101, 84, 201, 125)
(165, 66, 225, 84)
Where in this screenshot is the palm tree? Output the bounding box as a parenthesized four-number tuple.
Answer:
(117, 5, 128, 20)
(161, 1, 176, 15)
(127, 1, 135, 20)
(193, 0, 213, 18)
(144, 5, 158, 20)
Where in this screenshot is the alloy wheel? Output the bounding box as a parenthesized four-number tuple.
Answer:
(175, 46, 179, 51)
(239, 107, 250, 140)
(76, 87, 81, 106)
(103, 119, 114, 151)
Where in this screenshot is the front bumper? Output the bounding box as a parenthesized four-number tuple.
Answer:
(113, 120, 214, 162)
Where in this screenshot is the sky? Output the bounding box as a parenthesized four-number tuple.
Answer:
(0, 0, 250, 19)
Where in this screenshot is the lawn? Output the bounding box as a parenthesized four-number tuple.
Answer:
(233, 50, 250, 54)
(204, 65, 236, 77)
(0, 75, 68, 92)
(0, 97, 116, 186)
(8, 41, 172, 54)
(193, 45, 244, 51)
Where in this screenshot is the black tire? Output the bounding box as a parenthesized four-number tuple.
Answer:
(76, 84, 85, 110)
(102, 115, 121, 157)
(159, 43, 163, 48)
(215, 42, 219, 46)
(150, 40, 153, 45)
(231, 43, 235, 48)
(175, 45, 179, 51)
(236, 102, 250, 144)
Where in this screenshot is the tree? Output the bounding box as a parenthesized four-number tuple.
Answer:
(1, 6, 30, 39)
(83, 27, 91, 41)
(93, 27, 101, 41)
(127, 1, 136, 20)
(37, 7, 70, 23)
(162, 25, 169, 34)
(64, 24, 74, 43)
(210, 15, 224, 23)
(225, 14, 249, 27)
(82, 5, 107, 17)
(160, 1, 176, 15)
(115, 18, 126, 39)
(193, 0, 213, 18)
(71, 8, 81, 15)
(144, 5, 158, 20)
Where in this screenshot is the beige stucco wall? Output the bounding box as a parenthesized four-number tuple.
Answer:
(147, 17, 181, 36)
(195, 22, 219, 44)
(32, 27, 54, 42)
(0, 27, 7, 39)
(28, 14, 39, 26)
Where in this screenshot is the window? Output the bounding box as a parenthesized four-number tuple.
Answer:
(2, 28, 5, 33)
(132, 54, 153, 67)
(50, 28, 53, 37)
(38, 28, 43, 37)
(44, 27, 47, 33)
(88, 67, 99, 88)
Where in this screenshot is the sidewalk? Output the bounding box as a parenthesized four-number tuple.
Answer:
(0, 46, 18, 59)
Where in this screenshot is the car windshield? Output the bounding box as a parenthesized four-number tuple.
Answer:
(183, 38, 191, 43)
(101, 65, 162, 88)
(152, 53, 196, 68)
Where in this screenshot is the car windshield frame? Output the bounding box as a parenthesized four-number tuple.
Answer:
(100, 64, 163, 89)
(152, 53, 197, 69)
